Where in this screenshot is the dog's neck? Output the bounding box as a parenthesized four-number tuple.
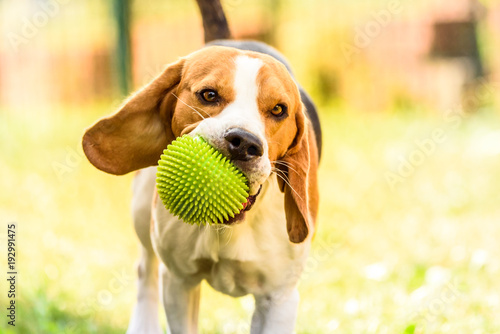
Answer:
(188, 174, 289, 262)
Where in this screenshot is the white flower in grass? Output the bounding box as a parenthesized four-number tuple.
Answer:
(344, 298, 360, 315)
(327, 319, 340, 331)
(425, 266, 451, 286)
(364, 262, 389, 281)
(470, 249, 489, 269)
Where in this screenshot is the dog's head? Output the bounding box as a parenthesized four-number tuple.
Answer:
(82, 46, 318, 243)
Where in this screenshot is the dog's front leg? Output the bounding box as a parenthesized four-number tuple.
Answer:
(127, 246, 163, 334)
(251, 288, 300, 334)
(161, 264, 201, 334)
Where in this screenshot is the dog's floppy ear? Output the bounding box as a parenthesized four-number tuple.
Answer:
(278, 108, 319, 243)
(82, 58, 185, 175)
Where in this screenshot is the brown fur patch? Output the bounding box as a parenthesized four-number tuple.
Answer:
(82, 45, 319, 243)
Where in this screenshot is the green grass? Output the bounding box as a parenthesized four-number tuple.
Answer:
(1, 104, 500, 333)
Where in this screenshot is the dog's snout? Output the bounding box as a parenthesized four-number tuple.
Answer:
(224, 128, 264, 161)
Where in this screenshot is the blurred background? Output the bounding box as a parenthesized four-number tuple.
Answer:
(1, 0, 500, 333)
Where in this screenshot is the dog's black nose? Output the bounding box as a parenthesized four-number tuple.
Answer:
(224, 128, 264, 161)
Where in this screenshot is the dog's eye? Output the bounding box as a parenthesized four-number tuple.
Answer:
(199, 89, 219, 103)
(270, 104, 287, 117)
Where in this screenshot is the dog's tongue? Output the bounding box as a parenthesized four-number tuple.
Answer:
(242, 196, 254, 210)
(241, 186, 262, 211)
(223, 187, 262, 225)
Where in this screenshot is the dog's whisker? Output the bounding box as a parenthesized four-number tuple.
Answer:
(171, 93, 208, 120)
(193, 105, 211, 118)
(272, 161, 297, 173)
(272, 169, 303, 201)
(223, 226, 234, 245)
(188, 103, 211, 119)
(210, 222, 234, 246)
(272, 166, 291, 183)
(272, 168, 292, 191)
(273, 172, 301, 201)
(271, 160, 299, 175)
(211, 223, 221, 248)
(271, 160, 295, 168)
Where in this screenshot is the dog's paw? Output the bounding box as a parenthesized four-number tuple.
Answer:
(126, 321, 163, 334)
(126, 302, 163, 334)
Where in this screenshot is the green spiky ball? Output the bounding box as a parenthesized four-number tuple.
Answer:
(156, 135, 249, 225)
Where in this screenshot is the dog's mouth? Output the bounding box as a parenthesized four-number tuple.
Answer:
(222, 185, 262, 225)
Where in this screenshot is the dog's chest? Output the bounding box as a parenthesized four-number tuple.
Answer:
(152, 178, 309, 297)
(192, 257, 272, 297)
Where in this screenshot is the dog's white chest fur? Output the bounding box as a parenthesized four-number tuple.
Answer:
(150, 173, 310, 297)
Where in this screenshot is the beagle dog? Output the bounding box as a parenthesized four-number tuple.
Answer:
(82, 40, 321, 334)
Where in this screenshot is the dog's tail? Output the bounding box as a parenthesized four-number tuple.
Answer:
(195, 0, 231, 43)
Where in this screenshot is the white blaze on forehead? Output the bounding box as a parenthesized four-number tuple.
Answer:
(190, 54, 271, 195)
(217, 55, 265, 136)
(233, 55, 263, 111)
